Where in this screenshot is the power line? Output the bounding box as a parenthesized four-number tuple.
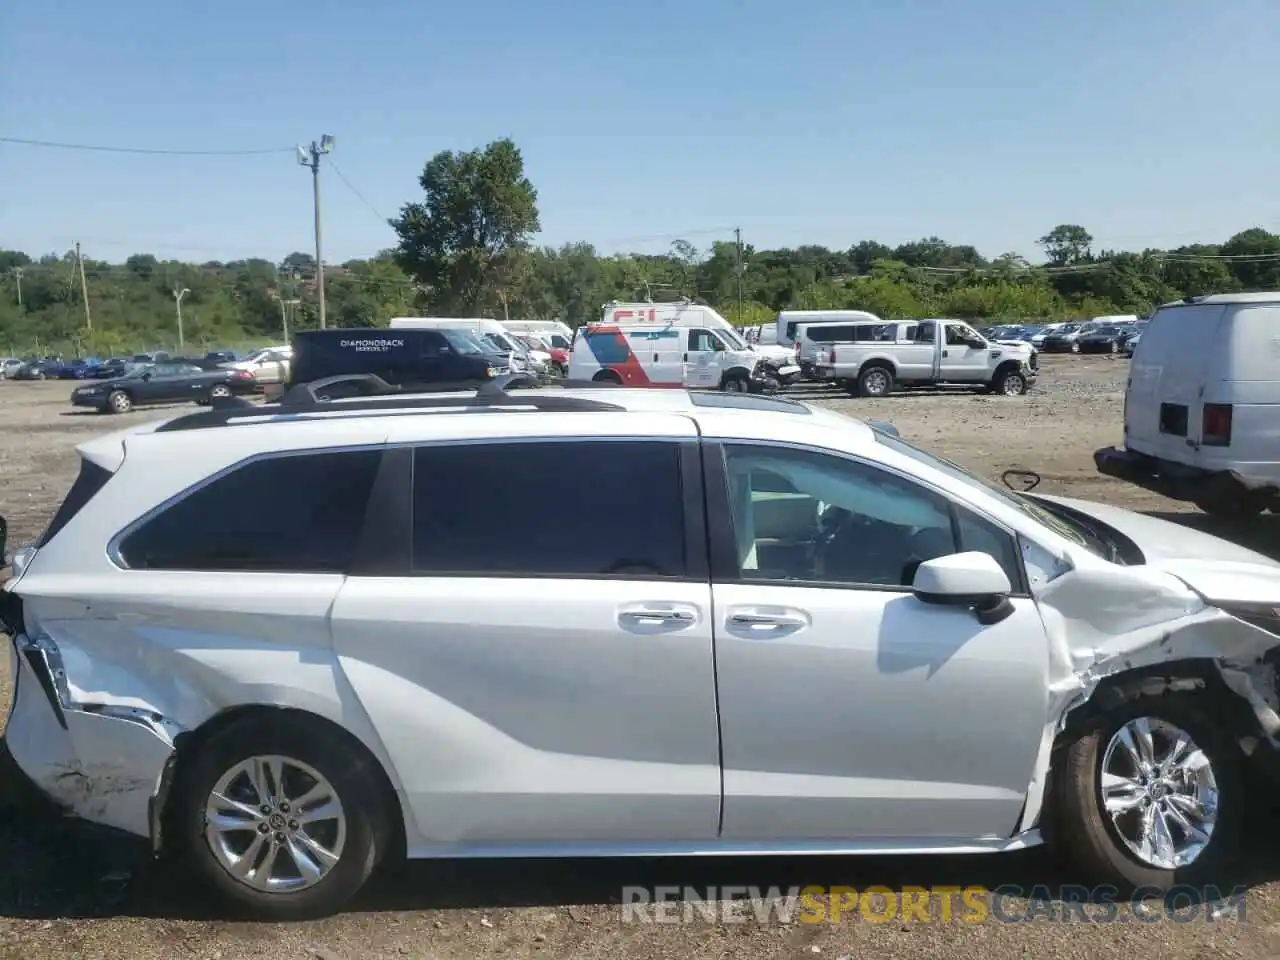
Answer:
(0, 135, 293, 156)
(326, 158, 391, 225)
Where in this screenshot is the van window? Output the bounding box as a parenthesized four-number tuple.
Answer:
(689, 329, 721, 352)
(412, 441, 687, 578)
(807, 325, 854, 343)
(117, 450, 382, 573)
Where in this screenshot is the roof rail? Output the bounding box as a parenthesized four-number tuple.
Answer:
(155, 379, 628, 433)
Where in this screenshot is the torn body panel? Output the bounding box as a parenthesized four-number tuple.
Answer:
(1015, 557, 1280, 834)
(4, 608, 413, 850)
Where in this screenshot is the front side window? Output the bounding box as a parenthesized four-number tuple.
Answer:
(688, 329, 719, 352)
(722, 443, 1023, 589)
(412, 440, 687, 578)
(117, 449, 382, 572)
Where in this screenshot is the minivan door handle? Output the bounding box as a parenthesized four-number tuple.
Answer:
(725, 608, 810, 638)
(618, 603, 700, 632)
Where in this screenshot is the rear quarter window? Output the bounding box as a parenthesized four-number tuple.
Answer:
(116, 449, 382, 572)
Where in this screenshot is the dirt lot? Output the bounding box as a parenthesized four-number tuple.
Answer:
(2, 358, 1280, 960)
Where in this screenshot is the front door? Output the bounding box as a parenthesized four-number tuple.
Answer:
(683, 328, 723, 388)
(330, 425, 722, 847)
(706, 440, 1049, 842)
(938, 323, 991, 382)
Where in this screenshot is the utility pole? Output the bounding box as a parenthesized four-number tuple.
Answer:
(280, 298, 300, 342)
(297, 135, 335, 329)
(75, 242, 92, 330)
(173, 287, 190, 351)
(734, 227, 745, 324)
(11, 267, 22, 307)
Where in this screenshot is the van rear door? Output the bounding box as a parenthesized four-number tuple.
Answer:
(1125, 303, 1225, 464)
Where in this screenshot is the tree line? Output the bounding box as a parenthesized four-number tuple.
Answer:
(3, 137, 1279, 356)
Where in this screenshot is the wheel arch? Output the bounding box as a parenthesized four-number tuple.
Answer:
(159, 704, 407, 861)
(992, 358, 1025, 380)
(856, 356, 898, 379)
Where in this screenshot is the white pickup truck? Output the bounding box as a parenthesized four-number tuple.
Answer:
(811, 318, 1038, 397)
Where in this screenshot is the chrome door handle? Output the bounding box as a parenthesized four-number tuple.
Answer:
(728, 613, 807, 631)
(619, 609, 696, 628)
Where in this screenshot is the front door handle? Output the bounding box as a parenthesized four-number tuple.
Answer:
(942, 349, 950, 358)
(725, 609, 810, 637)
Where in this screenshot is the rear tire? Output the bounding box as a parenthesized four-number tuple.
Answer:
(172, 713, 390, 920)
(207, 384, 233, 404)
(856, 365, 894, 398)
(1049, 693, 1242, 894)
(592, 370, 622, 385)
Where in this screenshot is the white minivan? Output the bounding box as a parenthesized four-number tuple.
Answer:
(1096, 292, 1280, 518)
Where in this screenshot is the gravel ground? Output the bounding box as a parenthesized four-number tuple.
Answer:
(2, 357, 1280, 960)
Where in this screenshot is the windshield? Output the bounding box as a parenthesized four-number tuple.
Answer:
(720, 327, 748, 350)
(871, 430, 1106, 556)
(121, 365, 154, 379)
(1058, 324, 1081, 334)
(441, 330, 484, 354)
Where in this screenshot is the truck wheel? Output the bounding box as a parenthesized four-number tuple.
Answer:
(721, 373, 749, 393)
(856, 366, 894, 398)
(993, 369, 1028, 396)
(1048, 693, 1242, 894)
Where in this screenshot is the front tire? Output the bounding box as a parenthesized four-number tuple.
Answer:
(1049, 693, 1242, 893)
(721, 373, 749, 393)
(106, 390, 133, 414)
(172, 713, 389, 920)
(993, 369, 1028, 396)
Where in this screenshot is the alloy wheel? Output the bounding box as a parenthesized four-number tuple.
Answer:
(1100, 716, 1217, 870)
(204, 754, 347, 893)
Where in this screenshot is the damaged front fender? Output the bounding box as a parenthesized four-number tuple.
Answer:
(7, 633, 180, 840)
(1015, 562, 1280, 834)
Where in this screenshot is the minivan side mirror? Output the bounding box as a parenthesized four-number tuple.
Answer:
(912, 552, 1014, 625)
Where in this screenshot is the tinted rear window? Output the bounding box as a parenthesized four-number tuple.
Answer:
(117, 449, 382, 572)
(412, 440, 687, 578)
(807, 325, 854, 343)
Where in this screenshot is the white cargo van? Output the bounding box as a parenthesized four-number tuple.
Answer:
(503, 319, 573, 349)
(1096, 293, 1280, 518)
(775, 309, 883, 348)
(567, 321, 768, 391)
(388, 317, 548, 373)
(599, 301, 795, 366)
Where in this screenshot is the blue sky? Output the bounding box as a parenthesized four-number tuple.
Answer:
(3, 0, 1277, 265)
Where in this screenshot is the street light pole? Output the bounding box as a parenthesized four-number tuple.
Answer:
(298, 135, 335, 329)
(174, 287, 190, 351)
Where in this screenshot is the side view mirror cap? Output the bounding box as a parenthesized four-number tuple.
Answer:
(912, 552, 1014, 625)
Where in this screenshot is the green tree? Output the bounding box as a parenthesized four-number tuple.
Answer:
(1037, 225, 1094, 267)
(391, 138, 540, 314)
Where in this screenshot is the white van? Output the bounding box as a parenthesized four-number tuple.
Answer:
(775, 309, 883, 348)
(388, 317, 549, 373)
(503, 319, 573, 350)
(793, 319, 897, 377)
(601, 301, 794, 366)
(1096, 292, 1280, 518)
(568, 321, 766, 391)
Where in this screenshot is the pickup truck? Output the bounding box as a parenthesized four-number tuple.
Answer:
(811, 318, 1038, 397)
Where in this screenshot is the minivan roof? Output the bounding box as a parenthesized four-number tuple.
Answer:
(1158, 292, 1280, 308)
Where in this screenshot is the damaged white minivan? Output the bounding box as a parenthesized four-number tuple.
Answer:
(4, 381, 1280, 919)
